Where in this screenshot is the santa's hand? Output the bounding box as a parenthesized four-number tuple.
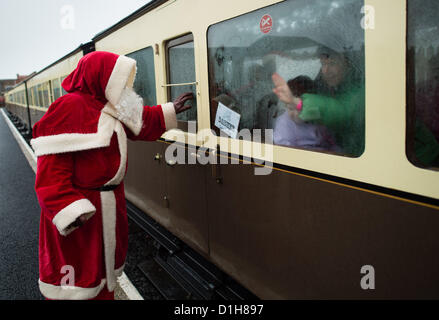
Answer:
(68, 214, 89, 229)
(173, 92, 194, 114)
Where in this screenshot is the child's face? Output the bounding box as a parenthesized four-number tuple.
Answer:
(320, 55, 347, 88)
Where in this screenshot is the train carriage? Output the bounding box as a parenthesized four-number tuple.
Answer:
(91, 0, 439, 299)
(4, 0, 439, 299)
(4, 82, 28, 127)
(4, 43, 94, 130)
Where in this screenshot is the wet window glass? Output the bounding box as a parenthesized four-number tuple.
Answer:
(52, 78, 62, 101)
(42, 82, 50, 108)
(207, 0, 365, 157)
(127, 46, 157, 106)
(407, 0, 439, 169)
(167, 34, 197, 130)
(61, 76, 68, 96)
(37, 84, 44, 107)
(32, 86, 38, 106)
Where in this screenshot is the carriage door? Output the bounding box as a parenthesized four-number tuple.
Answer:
(124, 46, 170, 226)
(163, 33, 209, 255)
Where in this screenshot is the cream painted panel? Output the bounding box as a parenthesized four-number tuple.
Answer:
(94, 0, 438, 200)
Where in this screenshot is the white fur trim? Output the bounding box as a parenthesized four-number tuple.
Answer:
(104, 121, 127, 186)
(161, 102, 177, 130)
(103, 88, 144, 136)
(105, 55, 137, 107)
(38, 265, 125, 300)
(52, 199, 96, 236)
(101, 190, 117, 292)
(115, 264, 125, 278)
(30, 112, 116, 156)
(101, 102, 118, 119)
(39, 279, 107, 300)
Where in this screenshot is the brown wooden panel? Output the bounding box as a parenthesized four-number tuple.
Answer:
(164, 143, 209, 256)
(30, 109, 45, 129)
(207, 162, 439, 299)
(124, 140, 169, 228)
(31, 109, 38, 128)
(124, 141, 209, 256)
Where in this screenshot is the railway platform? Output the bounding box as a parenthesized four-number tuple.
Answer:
(0, 108, 42, 299)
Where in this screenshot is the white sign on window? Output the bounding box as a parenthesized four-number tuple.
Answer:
(214, 102, 241, 138)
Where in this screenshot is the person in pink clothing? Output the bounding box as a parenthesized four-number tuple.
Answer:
(271, 73, 339, 152)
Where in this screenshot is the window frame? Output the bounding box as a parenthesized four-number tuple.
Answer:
(405, 0, 439, 171)
(126, 45, 158, 107)
(205, 0, 366, 159)
(165, 33, 198, 132)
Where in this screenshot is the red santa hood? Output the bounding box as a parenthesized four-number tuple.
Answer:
(30, 51, 144, 156)
(62, 51, 137, 106)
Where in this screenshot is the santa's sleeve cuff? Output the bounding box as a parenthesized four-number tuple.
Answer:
(161, 103, 177, 131)
(52, 199, 96, 236)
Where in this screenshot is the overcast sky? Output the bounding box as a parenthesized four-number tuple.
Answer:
(0, 0, 151, 79)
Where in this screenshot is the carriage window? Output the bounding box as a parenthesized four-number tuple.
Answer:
(32, 86, 38, 106)
(52, 78, 62, 101)
(207, 0, 365, 157)
(29, 87, 33, 105)
(166, 34, 197, 131)
(38, 85, 42, 106)
(61, 76, 68, 96)
(127, 46, 157, 106)
(407, 0, 439, 169)
(42, 82, 50, 108)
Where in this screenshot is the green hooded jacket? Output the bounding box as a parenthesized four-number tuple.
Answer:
(298, 78, 365, 157)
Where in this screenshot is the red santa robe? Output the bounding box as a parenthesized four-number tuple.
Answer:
(30, 51, 177, 300)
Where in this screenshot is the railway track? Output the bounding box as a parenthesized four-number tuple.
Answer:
(126, 201, 258, 300)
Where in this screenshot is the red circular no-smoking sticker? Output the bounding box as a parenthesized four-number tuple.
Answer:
(260, 14, 273, 34)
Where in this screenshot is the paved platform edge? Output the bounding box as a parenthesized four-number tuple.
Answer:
(0, 108, 144, 301)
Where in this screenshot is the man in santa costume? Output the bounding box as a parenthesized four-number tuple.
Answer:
(30, 51, 192, 300)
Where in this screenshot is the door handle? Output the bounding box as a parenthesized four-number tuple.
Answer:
(211, 145, 222, 184)
(154, 153, 162, 162)
(163, 195, 170, 208)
